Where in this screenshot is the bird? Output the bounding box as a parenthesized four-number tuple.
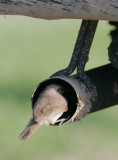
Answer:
(19, 84, 68, 141)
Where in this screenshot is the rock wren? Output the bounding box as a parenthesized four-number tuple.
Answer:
(19, 84, 68, 141)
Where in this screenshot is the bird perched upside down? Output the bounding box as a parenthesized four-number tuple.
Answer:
(19, 84, 68, 141)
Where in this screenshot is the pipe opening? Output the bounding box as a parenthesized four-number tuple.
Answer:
(31, 77, 78, 125)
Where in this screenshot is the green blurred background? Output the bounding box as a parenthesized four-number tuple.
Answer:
(0, 16, 118, 160)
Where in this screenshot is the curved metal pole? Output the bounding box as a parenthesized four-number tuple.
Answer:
(51, 20, 90, 76)
(52, 20, 98, 100)
(77, 20, 98, 100)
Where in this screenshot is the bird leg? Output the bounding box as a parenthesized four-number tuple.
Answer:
(55, 118, 66, 125)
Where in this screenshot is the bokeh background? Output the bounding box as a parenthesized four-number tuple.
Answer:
(0, 16, 118, 160)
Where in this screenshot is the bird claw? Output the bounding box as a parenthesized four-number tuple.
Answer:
(55, 118, 66, 125)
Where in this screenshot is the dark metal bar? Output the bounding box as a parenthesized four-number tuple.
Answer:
(52, 20, 98, 78)
(51, 20, 90, 77)
(77, 20, 98, 100)
(51, 21, 98, 102)
(108, 21, 118, 69)
(30, 63, 118, 126)
(83, 64, 118, 113)
(77, 21, 98, 72)
(109, 21, 118, 40)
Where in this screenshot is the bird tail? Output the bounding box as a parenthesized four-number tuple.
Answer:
(19, 118, 40, 141)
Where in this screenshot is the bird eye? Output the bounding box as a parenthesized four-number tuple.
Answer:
(57, 87, 65, 94)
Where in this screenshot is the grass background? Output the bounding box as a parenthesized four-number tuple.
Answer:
(0, 16, 118, 160)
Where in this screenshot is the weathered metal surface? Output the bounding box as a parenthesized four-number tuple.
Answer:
(86, 64, 118, 113)
(31, 76, 92, 124)
(0, 0, 118, 21)
(52, 20, 98, 101)
(108, 22, 118, 69)
(31, 64, 118, 125)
